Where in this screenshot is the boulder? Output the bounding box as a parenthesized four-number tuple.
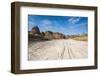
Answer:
(31, 26, 41, 35)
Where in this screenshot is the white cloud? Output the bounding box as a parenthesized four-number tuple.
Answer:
(39, 20, 53, 30)
(41, 20, 52, 25)
(68, 17, 80, 24)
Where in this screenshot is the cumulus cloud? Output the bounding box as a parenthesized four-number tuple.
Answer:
(68, 17, 80, 24)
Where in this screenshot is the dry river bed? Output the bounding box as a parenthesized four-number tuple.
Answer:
(28, 39, 88, 60)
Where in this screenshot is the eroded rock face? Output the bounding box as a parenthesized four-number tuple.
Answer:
(31, 26, 41, 35)
(28, 26, 66, 41)
(43, 31, 65, 40)
(43, 31, 53, 40)
(52, 32, 65, 39)
(28, 26, 44, 41)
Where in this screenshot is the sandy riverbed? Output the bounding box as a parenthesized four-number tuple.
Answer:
(28, 39, 88, 60)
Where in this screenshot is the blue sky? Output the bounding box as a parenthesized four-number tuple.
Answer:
(28, 15, 88, 35)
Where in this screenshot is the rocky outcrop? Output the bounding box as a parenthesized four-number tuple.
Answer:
(28, 26, 44, 41)
(43, 31, 53, 40)
(28, 26, 66, 41)
(52, 32, 65, 39)
(31, 26, 41, 35)
(43, 31, 65, 40)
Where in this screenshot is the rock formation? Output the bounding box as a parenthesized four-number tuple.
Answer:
(28, 26, 66, 41)
(31, 26, 41, 35)
(28, 26, 44, 41)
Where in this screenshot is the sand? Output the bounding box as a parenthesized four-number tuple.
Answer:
(28, 39, 88, 60)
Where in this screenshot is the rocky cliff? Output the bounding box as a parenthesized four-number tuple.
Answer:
(28, 26, 66, 41)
